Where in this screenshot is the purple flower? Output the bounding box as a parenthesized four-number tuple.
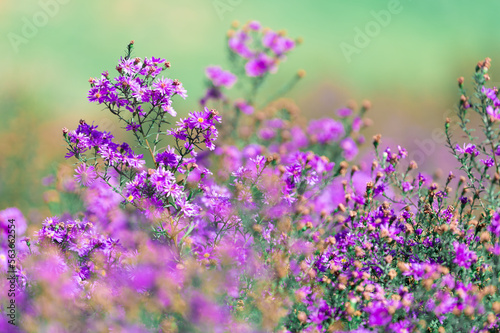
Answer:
(167, 109, 221, 151)
(262, 30, 295, 56)
(453, 241, 477, 269)
(68, 236, 93, 257)
(258, 128, 276, 140)
(285, 163, 302, 185)
(384, 164, 395, 174)
(152, 77, 174, 95)
(366, 302, 392, 326)
(374, 184, 386, 196)
(205, 66, 237, 88)
(176, 196, 200, 217)
(242, 144, 263, 159)
(125, 122, 140, 132)
(417, 172, 428, 184)
(87, 87, 108, 104)
(187, 108, 221, 130)
(488, 243, 500, 256)
(307, 118, 345, 144)
(488, 212, 500, 237)
(487, 105, 500, 121)
(173, 81, 188, 99)
(247, 20, 261, 30)
(337, 108, 353, 118)
(481, 158, 495, 167)
(234, 100, 254, 115)
(397, 145, 408, 159)
(117, 57, 142, 75)
(245, 53, 277, 77)
(0, 207, 27, 240)
(156, 146, 180, 169)
(150, 166, 176, 194)
(340, 137, 358, 161)
(228, 30, 254, 59)
(74, 164, 98, 186)
(352, 116, 362, 132)
(287, 126, 309, 149)
(402, 181, 414, 192)
(482, 86, 499, 102)
(455, 143, 479, 156)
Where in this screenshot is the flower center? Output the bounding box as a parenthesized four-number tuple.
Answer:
(198, 117, 204, 123)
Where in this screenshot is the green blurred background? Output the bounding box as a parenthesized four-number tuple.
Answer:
(1, 0, 500, 218)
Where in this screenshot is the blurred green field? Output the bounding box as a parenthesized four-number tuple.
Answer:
(2, 0, 500, 216)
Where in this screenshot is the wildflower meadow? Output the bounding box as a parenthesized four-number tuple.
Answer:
(3, 15, 500, 333)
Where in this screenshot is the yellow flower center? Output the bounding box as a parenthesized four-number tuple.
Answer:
(198, 117, 204, 123)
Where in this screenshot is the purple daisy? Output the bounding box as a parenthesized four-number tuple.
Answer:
(74, 164, 98, 186)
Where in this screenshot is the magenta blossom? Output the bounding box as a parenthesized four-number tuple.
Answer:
(340, 137, 358, 161)
(74, 164, 98, 186)
(481, 158, 495, 167)
(245, 53, 277, 77)
(455, 143, 479, 156)
(234, 99, 254, 115)
(262, 30, 295, 56)
(205, 66, 237, 88)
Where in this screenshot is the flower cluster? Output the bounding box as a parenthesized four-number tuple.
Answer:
(5, 21, 500, 333)
(228, 20, 296, 77)
(35, 216, 121, 280)
(65, 120, 145, 170)
(88, 47, 186, 117)
(168, 107, 222, 151)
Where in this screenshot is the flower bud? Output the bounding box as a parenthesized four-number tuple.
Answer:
(480, 231, 491, 243)
(373, 134, 381, 146)
(362, 100, 371, 110)
(297, 311, 307, 324)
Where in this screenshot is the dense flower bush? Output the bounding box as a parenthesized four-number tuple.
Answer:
(2, 21, 500, 333)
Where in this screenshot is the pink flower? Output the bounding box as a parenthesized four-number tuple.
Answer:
(245, 53, 277, 77)
(74, 164, 98, 186)
(205, 66, 237, 88)
(234, 99, 254, 115)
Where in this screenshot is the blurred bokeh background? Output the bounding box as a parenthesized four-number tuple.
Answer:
(2, 0, 500, 218)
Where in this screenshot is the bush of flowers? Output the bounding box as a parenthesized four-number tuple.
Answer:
(2, 21, 500, 333)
